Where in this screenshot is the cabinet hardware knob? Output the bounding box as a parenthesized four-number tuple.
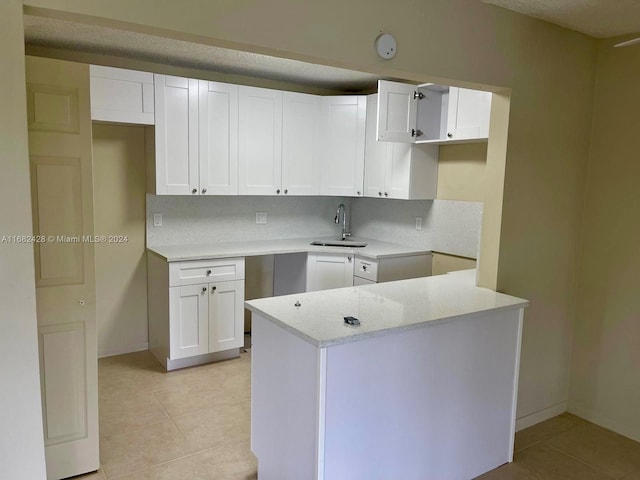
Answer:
(201, 287, 207, 293)
(211, 286, 217, 293)
(363, 265, 367, 271)
(276, 189, 281, 194)
(192, 188, 197, 194)
(447, 132, 453, 138)
(206, 270, 212, 275)
(201, 188, 207, 194)
(294, 301, 301, 307)
(284, 189, 288, 194)
(348, 256, 352, 262)
(384, 192, 389, 197)
(378, 192, 382, 196)
(357, 191, 361, 195)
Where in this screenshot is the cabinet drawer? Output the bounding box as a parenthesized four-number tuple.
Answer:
(354, 257, 378, 282)
(169, 258, 245, 287)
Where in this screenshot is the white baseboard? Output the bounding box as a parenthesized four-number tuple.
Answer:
(515, 402, 567, 431)
(98, 341, 149, 359)
(568, 403, 640, 443)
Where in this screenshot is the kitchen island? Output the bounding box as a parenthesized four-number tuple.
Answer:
(245, 270, 528, 480)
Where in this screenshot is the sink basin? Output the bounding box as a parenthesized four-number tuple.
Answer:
(310, 240, 368, 248)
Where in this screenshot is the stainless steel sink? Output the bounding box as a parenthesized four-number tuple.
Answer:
(310, 240, 368, 248)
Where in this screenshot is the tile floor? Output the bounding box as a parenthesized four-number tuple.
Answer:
(77, 348, 640, 480)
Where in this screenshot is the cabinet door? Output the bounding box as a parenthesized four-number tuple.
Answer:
(306, 253, 354, 292)
(282, 92, 321, 196)
(364, 94, 388, 198)
(90, 65, 154, 125)
(385, 142, 413, 199)
(208, 280, 244, 353)
(446, 87, 491, 141)
(320, 96, 366, 197)
(376, 80, 417, 143)
(169, 284, 209, 359)
(154, 74, 199, 194)
(238, 86, 283, 195)
(198, 81, 239, 195)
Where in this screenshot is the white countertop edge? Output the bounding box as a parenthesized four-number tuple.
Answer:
(245, 300, 527, 348)
(147, 237, 433, 262)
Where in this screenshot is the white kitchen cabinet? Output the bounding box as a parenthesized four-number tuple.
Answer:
(306, 252, 354, 292)
(154, 74, 199, 195)
(90, 65, 155, 124)
(281, 92, 322, 195)
(364, 95, 438, 200)
(377, 79, 491, 144)
(198, 81, 239, 195)
(238, 86, 283, 195)
(148, 254, 246, 370)
(353, 253, 432, 284)
(320, 96, 366, 197)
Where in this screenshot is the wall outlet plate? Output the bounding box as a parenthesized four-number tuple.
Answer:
(153, 213, 163, 227)
(256, 212, 267, 224)
(415, 217, 423, 231)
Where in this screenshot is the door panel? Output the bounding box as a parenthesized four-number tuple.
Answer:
(170, 285, 209, 359)
(376, 80, 417, 143)
(209, 280, 244, 353)
(26, 55, 98, 480)
(364, 94, 388, 198)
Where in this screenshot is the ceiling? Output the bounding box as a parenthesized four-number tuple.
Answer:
(481, 0, 640, 38)
(23, 15, 382, 93)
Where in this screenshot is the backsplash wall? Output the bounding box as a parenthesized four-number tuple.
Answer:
(350, 198, 483, 259)
(147, 195, 482, 259)
(146, 194, 351, 246)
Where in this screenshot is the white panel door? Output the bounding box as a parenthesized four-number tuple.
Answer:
(363, 94, 388, 198)
(446, 87, 492, 141)
(154, 74, 199, 195)
(26, 56, 98, 480)
(320, 96, 366, 197)
(282, 92, 321, 196)
(238, 86, 283, 195)
(198, 81, 239, 195)
(170, 285, 209, 359)
(386, 142, 413, 199)
(376, 80, 417, 143)
(306, 253, 354, 292)
(208, 280, 244, 353)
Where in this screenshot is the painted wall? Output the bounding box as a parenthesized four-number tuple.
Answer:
(0, 1, 47, 477)
(93, 124, 149, 357)
(569, 38, 640, 442)
(22, 0, 597, 425)
(437, 143, 487, 202)
(432, 253, 477, 276)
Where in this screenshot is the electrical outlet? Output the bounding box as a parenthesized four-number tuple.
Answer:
(256, 212, 267, 224)
(153, 213, 163, 227)
(415, 217, 423, 231)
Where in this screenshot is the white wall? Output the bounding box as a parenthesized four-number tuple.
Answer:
(0, 1, 47, 477)
(93, 124, 148, 357)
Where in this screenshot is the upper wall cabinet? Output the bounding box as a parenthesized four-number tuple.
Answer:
(377, 80, 491, 145)
(90, 65, 155, 125)
(364, 95, 438, 200)
(320, 96, 367, 197)
(154, 75, 238, 195)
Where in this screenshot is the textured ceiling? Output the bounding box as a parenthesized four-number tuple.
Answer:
(481, 0, 640, 38)
(23, 15, 382, 93)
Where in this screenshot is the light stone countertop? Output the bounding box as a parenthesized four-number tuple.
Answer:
(245, 271, 528, 347)
(147, 236, 431, 262)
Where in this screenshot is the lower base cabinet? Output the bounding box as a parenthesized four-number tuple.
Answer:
(306, 252, 354, 292)
(148, 253, 245, 370)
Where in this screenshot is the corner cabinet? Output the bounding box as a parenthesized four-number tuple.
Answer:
(153, 74, 238, 195)
(364, 94, 438, 200)
(306, 252, 354, 292)
(147, 253, 245, 370)
(377, 79, 491, 144)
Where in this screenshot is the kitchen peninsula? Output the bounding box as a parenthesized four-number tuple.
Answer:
(246, 270, 528, 480)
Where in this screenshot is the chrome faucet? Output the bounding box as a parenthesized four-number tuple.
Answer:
(334, 203, 351, 241)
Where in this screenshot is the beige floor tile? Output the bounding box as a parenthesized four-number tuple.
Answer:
(154, 381, 243, 418)
(546, 423, 640, 478)
(515, 413, 588, 452)
(72, 468, 106, 479)
(99, 389, 168, 437)
(621, 472, 640, 480)
(476, 443, 612, 480)
(113, 442, 257, 480)
(100, 419, 193, 479)
(174, 400, 251, 451)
